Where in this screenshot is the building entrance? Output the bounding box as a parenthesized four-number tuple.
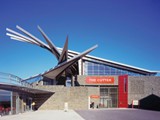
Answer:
(99, 87, 118, 108)
(100, 97, 112, 108)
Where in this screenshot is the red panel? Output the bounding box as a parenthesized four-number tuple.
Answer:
(118, 75, 128, 108)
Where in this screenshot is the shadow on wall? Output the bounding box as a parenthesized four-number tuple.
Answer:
(139, 94, 160, 111)
(33, 93, 54, 110)
(57, 76, 66, 85)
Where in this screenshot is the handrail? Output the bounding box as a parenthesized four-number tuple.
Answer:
(0, 72, 32, 88)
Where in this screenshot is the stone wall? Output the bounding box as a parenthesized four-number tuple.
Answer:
(35, 86, 89, 110)
(33, 76, 160, 110)
(34, 86, 101, 110)
(128, 76, 160, 105)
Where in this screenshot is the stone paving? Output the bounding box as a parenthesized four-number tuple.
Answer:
(0, 110, 84, 120)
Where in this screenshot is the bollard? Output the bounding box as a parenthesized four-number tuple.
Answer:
(64, 102, 68, 112)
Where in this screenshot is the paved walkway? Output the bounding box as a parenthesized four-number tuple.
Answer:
(1, 109, 160, 120)
(76, 108, 160, 120)
(0, 110, 84, 120)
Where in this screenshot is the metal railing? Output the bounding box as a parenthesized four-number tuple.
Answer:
(0, 72, 32, 88)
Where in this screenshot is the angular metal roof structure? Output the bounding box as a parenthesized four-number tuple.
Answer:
(6, 25, 98, 80)
(6, 25, 158, 83)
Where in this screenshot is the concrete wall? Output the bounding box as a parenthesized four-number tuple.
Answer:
(128, 76, 160, 105)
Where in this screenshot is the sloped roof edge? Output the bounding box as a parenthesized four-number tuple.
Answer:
(57, 47, 157, 75)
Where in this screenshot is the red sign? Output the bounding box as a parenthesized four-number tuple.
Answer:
(86, 76, 114, 84)
(90, 95, 100, 99)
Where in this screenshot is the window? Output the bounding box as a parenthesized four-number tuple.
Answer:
(124, 78, 127, 93)
(83, 61, 146, 76)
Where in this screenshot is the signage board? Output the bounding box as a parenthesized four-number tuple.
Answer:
(132, 100, 139, 105)
(86, 76, 114, 84)
(90, 95, 100, 99)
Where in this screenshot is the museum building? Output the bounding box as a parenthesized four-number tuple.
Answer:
(0, 26, 160, 115)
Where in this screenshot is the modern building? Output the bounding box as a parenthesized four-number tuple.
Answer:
(0, 26, 159, 115)
(33, 49, 160, 110)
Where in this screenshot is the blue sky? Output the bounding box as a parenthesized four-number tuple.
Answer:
(0, 0, 160, 78)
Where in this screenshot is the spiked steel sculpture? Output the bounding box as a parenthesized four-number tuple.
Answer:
(6, 25, 98, 85)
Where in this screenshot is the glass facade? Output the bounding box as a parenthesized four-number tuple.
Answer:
(100, 87, 118, 108)
(0, 73, 34, 115)
(0, 90, 11, 115)
(0, 89, 34, 116)
(84, 61, 147, 76)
